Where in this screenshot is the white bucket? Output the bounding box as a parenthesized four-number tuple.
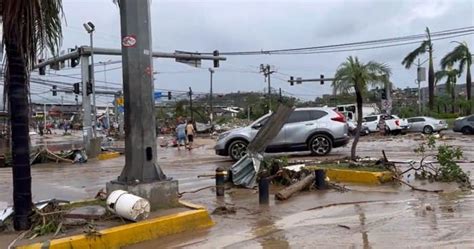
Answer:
(106, 190, 151, 221)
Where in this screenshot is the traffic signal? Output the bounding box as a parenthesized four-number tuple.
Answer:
(290, 76, 294, 86)
(87, 82, 93, 95)
(168, 91, 172, 100)
(70, 47, 79, 68)
(52, 85, 57, 96)
(38, 59, 46, 75)
(381, 89, 387, 99)
(73, 83, 80, 94)
(213, 50, 219, 68)
(320, 74, 324, 85)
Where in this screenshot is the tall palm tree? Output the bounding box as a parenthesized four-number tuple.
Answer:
(440, 41, 472, 103)
(333, 56, 391, 161)
(2, 0, 63, 230)
(402, 27, 435, 110)
(435, 67, 460, 113)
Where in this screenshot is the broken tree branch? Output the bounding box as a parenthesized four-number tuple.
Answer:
(275, 173, 315, 200)
(393, 177, 443, 193)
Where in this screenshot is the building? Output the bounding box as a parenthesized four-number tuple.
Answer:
(420, 83, 474, 104)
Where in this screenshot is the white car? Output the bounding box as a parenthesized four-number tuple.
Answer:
(362, 114, 409, 134)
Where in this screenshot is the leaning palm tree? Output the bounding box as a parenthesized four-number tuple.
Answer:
(333, 56, 391, 161)
(402, 27, 435, 110)
(440, 41, 472, 103)
(435, 67, 460, 113)
(2, 0, 63, 230)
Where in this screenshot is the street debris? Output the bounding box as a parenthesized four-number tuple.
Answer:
(230, 105, 294, 188)
(275, 173, 315, 201)
(106, 190, 150, 221)
(212, 206, 236, 215)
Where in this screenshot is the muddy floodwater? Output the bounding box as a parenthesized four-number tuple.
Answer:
(1, 132, 474, 248)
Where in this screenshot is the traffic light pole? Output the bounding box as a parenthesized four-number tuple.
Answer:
(81, 55, 93, 156)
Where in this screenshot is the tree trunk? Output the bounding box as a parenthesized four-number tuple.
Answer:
(351, 83, 363, 161)
(5, 39, 32, 230)
(428, 50, 435, 110)
(467, 63, 472, 101)
(275, 173, 315, 201)
(467, 63, 472, 113)
(452, 81, 456, 113)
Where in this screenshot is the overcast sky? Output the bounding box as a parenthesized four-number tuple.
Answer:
(29, 0, 474, 105)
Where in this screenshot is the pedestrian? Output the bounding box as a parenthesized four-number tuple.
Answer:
(46, 122, 52, 134)
(38, 121, 44, 136)
(186, 120, 195, 150)
(64, 119, 69, 134)
(175, 120, 186, 151)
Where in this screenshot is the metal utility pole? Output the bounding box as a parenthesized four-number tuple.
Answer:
(84, 22, 97, 138)
(115, 0, 167, 183)
(260, 64, 275, 113)
(208, 68, 214, 125)
(81, 55, 93, 153)
(416, 58, 428, 114)
(189, 87, 194, 121)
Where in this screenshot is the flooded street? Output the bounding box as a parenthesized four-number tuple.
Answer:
(1, 132, 474, 248)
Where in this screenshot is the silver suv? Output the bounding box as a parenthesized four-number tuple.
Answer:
(215, 107, 350, 161)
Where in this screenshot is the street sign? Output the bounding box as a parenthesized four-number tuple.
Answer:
(154, 91, 162, 100)
(381, 99, 392, 110)
(175, 50, 202, 68)
(122, 35, 137, 48)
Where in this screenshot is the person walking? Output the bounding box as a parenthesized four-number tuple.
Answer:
(186, 120, 196, 150)
(175, 120, 186, 151)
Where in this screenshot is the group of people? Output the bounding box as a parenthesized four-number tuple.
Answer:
(35, 119, 71, 136)
(175, 119, 195, 150)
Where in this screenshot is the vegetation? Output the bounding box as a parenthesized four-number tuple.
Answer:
(413, 135, 471, 189)
(2, 0, 64, 230)
(402, 27, 435, 110)
(435, 67, 460, 113)
(333, 56, 391, 160)
(441, 41, 472, 104)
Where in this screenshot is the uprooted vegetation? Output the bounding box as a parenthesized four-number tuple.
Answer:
(409, 135, 471, 189)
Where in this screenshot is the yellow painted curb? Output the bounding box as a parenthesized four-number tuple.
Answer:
(97, 152, 120, 160)
(324, 168, 393, 185)
(18, 209, 214, 249)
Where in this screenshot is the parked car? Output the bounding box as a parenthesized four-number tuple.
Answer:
(453, 115, 474, 134)
(362, 114, 409, 134)
(215, 107, 350, 161)
(406, 116, 448, 134)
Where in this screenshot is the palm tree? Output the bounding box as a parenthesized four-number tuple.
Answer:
(440, 41, 472, 103)
(2, 0, 64, 230)
(435, 68, 460, 113)
(402, 27, 435, 110)
(333, 56, 391, 161)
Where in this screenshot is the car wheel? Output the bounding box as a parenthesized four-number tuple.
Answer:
(228, 140, 248, 161)
(423, 125, 433, 134)
(461, 126, 473, 135)
(309, 134, 332, 156)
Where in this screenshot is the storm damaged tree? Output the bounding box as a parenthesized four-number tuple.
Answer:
(402, 27, 435, 110)
(435, 67, 460, 113)
(2, 0, 64, 230)
(441, 41, 472, 112)
(333, 56, 391, 161)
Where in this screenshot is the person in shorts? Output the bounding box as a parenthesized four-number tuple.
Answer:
(175, 120, 186, 150)
(186, 120, 195, 150)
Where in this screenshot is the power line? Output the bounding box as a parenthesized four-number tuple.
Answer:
(199, 26, 474, 55)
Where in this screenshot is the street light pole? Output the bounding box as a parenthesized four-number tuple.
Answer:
(208, 68, 214, 125)
(84, 22, 97, 138)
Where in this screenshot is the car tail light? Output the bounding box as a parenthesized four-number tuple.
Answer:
(332, 112, 346, 123)
(395, 120, 400, 126)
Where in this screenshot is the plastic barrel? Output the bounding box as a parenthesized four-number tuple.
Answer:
(106, 190, 151, 221)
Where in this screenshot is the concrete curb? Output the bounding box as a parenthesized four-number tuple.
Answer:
(324, 168, 393, 184)
(18, 202, 214, 249)
(97, 152, 121, 160)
